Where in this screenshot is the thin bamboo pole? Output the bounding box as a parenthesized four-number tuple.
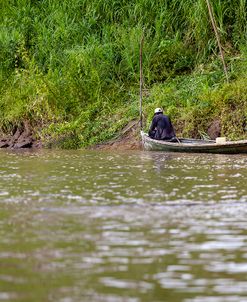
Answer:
(139, 33, 144, 130)
(205, 0, 229, 82)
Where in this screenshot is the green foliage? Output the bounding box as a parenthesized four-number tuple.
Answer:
(149, 37, 194, 82)
(1, 0, 247, 147)
(145, 60, 247, 140)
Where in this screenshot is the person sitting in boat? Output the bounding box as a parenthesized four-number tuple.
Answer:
(148, 108, 176, 141)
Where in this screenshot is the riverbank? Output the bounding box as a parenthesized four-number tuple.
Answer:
(1, 0, 247, 150)
(91, 120, 142, 151)
(0, 114, 223, 151)
(0, 121, 42, 149)
(0, 120, 141, 150)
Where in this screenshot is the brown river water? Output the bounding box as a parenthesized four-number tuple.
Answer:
(1, 149, 247, 302)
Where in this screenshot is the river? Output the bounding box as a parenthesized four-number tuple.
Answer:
(1, 149, 247, 302)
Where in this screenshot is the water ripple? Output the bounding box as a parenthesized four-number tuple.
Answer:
(1, 150, 247, 302)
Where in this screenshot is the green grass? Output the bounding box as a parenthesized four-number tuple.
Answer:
(1, 0, 247, 147)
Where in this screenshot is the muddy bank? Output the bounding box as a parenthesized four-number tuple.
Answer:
(0, 120, 141, 150)
(0, 121, 41, 149)
(0, 118, 222, 150)
(91, 120, 142, 151)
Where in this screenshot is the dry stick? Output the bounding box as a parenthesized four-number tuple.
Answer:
(139, 33, 144, 130)
(205, 0, 229, 83)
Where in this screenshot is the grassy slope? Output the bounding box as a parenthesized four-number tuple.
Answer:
(1, 0, 247, 148)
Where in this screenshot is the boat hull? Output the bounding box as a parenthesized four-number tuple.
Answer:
(141, 132, 247, 154)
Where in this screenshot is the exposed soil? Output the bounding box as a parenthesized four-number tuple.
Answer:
(0, 120, 141, 150)
(0, 121, 42, 149)
(91, 120, 142, 151)
(0, 118, 222, 150)
(207, 119, 221, 139)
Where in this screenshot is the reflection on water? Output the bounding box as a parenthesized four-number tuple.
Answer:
(1, 149, 247, 302)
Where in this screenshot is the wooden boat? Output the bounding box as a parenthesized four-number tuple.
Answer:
(141, 131, 247, 154)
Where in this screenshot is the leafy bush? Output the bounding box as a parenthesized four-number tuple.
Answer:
(1, 0, 247, 147)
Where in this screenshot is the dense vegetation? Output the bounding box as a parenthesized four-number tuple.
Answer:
(1, 0, 247, 147)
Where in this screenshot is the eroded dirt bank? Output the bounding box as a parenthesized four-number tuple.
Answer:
(91, 120, 142, 151)
(0, 121, 42, 149)
(0, 118, 222, 151)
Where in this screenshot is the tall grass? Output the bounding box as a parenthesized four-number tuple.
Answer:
(1, 0, 247, 146)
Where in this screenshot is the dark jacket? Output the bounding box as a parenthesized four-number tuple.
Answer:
(148, 113, 176, 140)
